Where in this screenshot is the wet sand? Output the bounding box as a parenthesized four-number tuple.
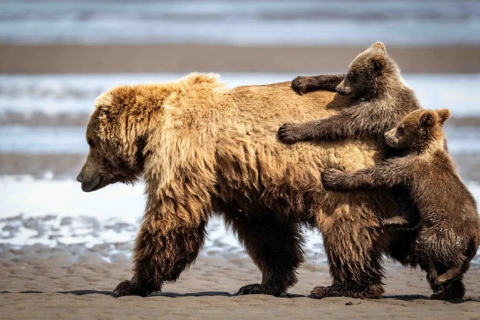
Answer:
(1, 250, 480, 320)
(2, 44, 480, 74)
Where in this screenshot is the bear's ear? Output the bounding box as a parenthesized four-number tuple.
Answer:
(95, 91, 113, 113)
(436, 108, 451, 125)
(369, 42, 387, 54)
(371, 55, 387, 71)
(419, 110, 436, 128)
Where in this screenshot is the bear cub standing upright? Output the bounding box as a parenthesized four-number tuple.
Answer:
(278, 42, 420, 144)
(321, 109, 480, 300)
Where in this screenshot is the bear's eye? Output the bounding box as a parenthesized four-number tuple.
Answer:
(88, 139, 95, 148)
(348, 72, 357, 81)
(396, 127, 405, 136)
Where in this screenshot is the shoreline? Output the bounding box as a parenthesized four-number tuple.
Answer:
(2, 44, 480, 74)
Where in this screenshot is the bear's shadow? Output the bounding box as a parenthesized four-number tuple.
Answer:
(3, 290, 477, 303)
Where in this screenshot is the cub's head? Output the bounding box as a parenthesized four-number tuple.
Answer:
(336, 42, 400, 100)
(76, 87, 149, 192)
(384, 108, 451, 152)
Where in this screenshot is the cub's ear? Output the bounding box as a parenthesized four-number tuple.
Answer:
(371, 55, 387, 71)
(436, 108, 451, 125)
(420, 110, 436, 128)
(369, 42, 387, 54)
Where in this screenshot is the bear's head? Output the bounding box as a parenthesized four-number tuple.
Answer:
(384, 108, 451, 152)
(76, 86, 152, 192)
(335, 42, 401, 100)
(76, 73, 221, 192)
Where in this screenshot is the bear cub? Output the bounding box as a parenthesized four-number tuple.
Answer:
(321, 109, 480, 300)
(278, 42, 420, 144)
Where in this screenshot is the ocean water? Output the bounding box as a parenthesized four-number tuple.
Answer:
(0, 73, 479, 265)
(0, 0, 479, 45)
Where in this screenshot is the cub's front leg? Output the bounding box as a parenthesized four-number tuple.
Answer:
(278, 114, 355, 145)
(321, 159, 409, 192)
(291, 74, 345, 95)
(277, 121, 316, 145)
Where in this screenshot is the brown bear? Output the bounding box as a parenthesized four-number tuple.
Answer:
(77, 73, 400, 298)
(321, 109, 480, 300)
(278, 42, 420, 144)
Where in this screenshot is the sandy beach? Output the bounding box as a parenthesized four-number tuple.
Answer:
(2, 44, 480, 74)
(1, 250, 480, 320)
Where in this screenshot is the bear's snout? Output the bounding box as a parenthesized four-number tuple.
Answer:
(335, 86, 348, 95)
(335, 80, 349, 96)
(76, 172, 84, 183)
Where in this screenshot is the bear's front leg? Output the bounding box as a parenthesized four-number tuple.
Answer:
(114, 217, 207, 297)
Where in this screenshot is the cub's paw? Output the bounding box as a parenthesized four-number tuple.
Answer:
(278, 123, 305, 144)
(321, 168, 345, 191)
(114, 280, 149, 297)
(291, 76, 312, 95)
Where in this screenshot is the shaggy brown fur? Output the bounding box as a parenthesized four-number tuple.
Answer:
(278, 42, 420, 144)
(321, 109, 480, 300)
(77, 73, 400, 298)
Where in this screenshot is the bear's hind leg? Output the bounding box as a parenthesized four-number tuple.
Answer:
(313, 203, 387, 299)
(225, 212, 305, 296)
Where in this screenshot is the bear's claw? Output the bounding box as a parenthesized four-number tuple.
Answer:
(236, 283, 263, 295)
(114, 280, 149, 297)
(310, 286, 329, 299)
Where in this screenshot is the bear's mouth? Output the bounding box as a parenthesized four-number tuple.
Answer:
(81, 176, 103, 192)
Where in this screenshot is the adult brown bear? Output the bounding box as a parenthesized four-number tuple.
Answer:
(77, 73, 398, 298)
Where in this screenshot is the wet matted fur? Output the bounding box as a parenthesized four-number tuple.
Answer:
(77, 73, 399, 298)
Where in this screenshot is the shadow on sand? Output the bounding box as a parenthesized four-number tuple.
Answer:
(1, 290, 477, 303)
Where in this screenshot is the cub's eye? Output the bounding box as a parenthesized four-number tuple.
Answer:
(396, 127, 405, 136)
(348, 72, 357, 81)
(88, 139, 95, 147)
